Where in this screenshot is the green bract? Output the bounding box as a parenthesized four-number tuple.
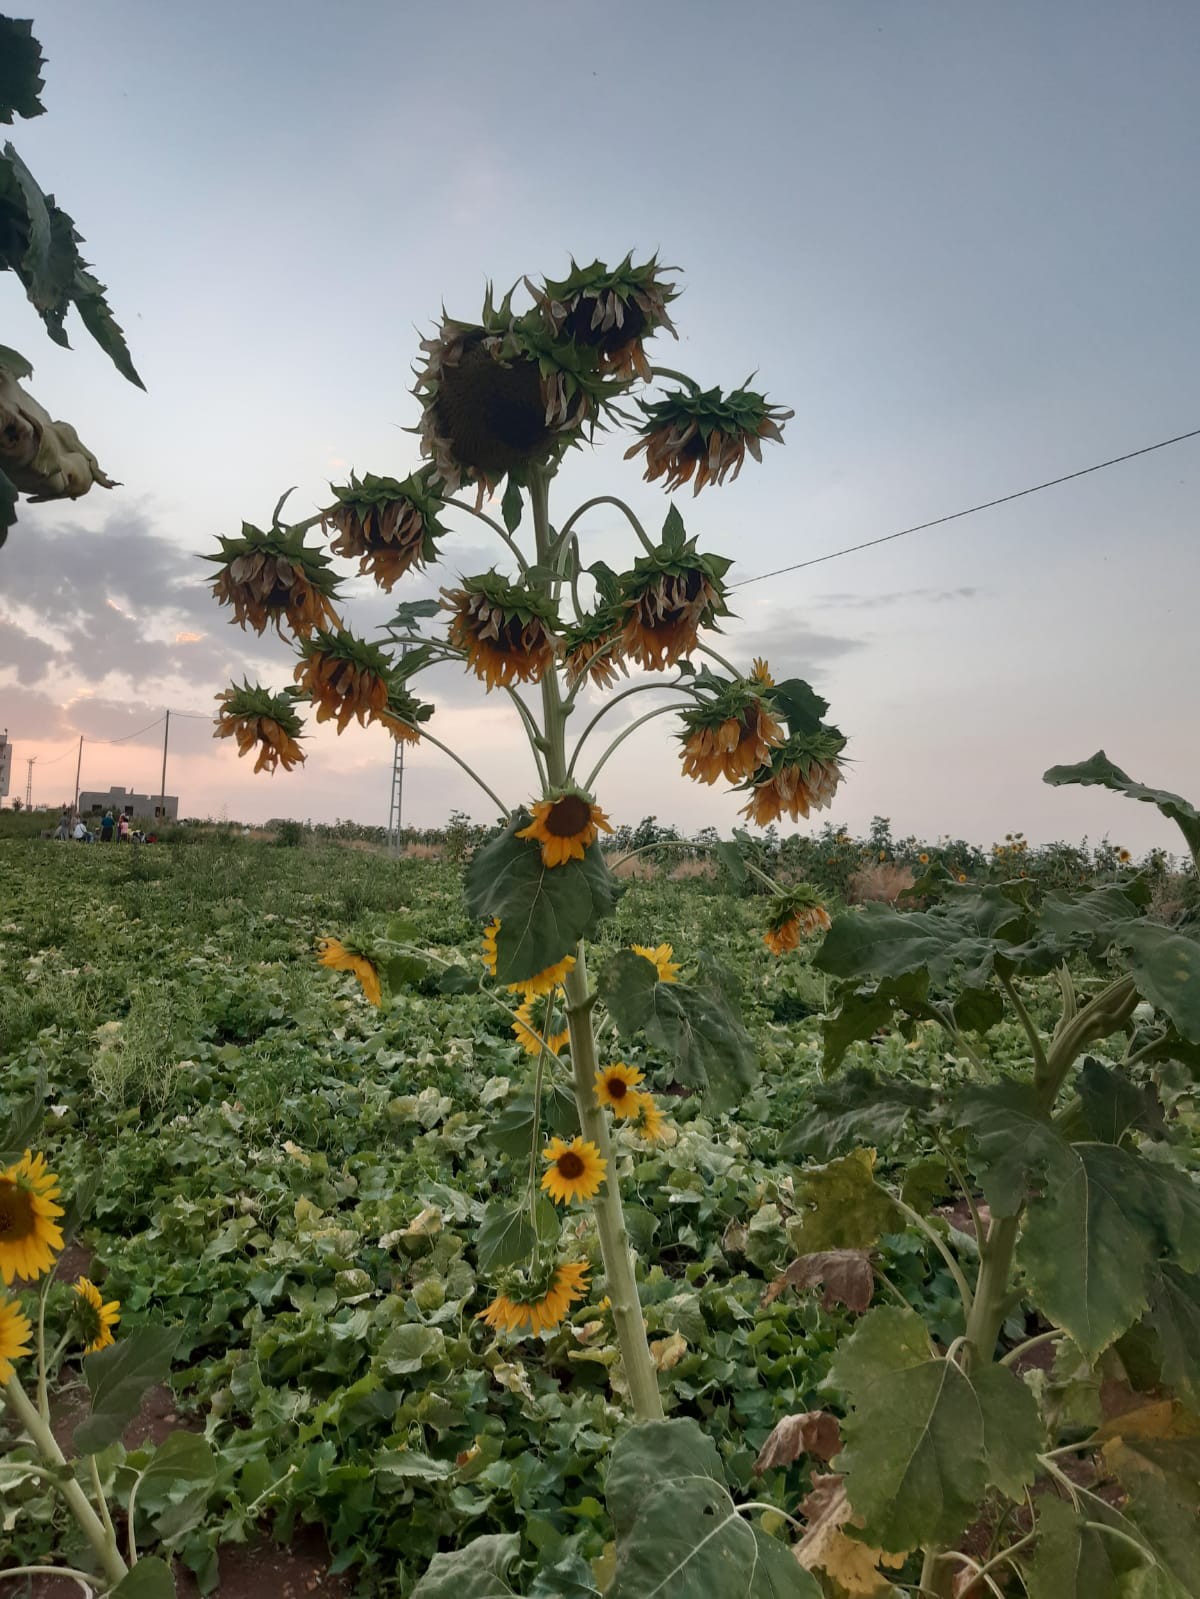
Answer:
(625, 381, 792, 494)
(528, 252, 678, 381)
(206, 520, 342, 637)
(325, 468, 448, 591)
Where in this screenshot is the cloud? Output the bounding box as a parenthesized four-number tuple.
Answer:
(0, 618, 59, 683)
(812, 586, 980, 610)
(723, 611, 863, 678)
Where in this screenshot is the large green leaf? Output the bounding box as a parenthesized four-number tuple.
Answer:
(412, 1533, 522, 1598)
(1035, 884, 1145, 958)
(112, 1557, 177, 1599)
(1020, 1497, 1131, 1599)
(487, 1080, 579, 1156)
(971, 1362, 1044, 1499)
(816, 892, 1024, 987)
(780, 1068, 936, 1161)
(464, 815, 620, 985)
(1104, 1437, 1200, 1597)
(74, 1324, 180, 1455)
(818, 971, 934, 1076)
(1078, 1058, 1163, 1144)
(828, 1306, 988, 1551)
(955, 1083, 1062, 1217)
(1146, 1263, 1200, 1409)
(0, 18, 45, 124)
(605, 1419, 817, 1598)
(1116, 924, 1200, 1045)
(1020, 1143, 1200, 1359)
(789, 1150, 902, 1255)
(599, 948, 757, 1111)
(1044, 752, 1200, 865)
(476, 1198, 559, 1273)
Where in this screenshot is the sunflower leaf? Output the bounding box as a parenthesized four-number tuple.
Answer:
(75, 1323, 181, 1455)
(788, 1149, 902, 1255)
(411, 1533, 522, 1598)
(1018, 1497, 1132, 1599)
(501, 476, 523, 532)
(1115, 923, 1200, 1044)
(0, 1087, 45, 1161)
(1145, 1263, 1200, 1409)
(780, 1067, 937, 1161)
(0, 18, 46, 124)
(1044, 751, 1200, 866)
(111, 1557, 177, 1599)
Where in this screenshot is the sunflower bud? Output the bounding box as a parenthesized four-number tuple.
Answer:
(626, 382, 792, 495)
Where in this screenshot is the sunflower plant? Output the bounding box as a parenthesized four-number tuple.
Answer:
(207, 253, 843, 1433)
(0, 1099, 212, 1596)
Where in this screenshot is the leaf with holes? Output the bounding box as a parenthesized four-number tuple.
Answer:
(788, 1150, 902, 1256)
(763, 1251, 874, 1314)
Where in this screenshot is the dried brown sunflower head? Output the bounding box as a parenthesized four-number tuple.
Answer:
(413, 288, 625, 501)
(442, 573, 559, 691)
(324, 469, 448, 592)
(561, 603, 628, 690)
(625, 381, 792, 495)
(206, 521, 341, 638)
(676, 669, 784, 786)
(214, 681, 306, 774)
(763, 886, 831, 955)
(617, 506, 731, 670)
(293, 629, 396, 734)
(735, 676, 847, 826)
(527, 253, 678, 382)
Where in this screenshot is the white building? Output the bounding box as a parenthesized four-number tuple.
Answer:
(78, 785, 179, 822)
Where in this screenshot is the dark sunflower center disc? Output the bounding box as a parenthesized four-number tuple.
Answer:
(0, 1184, 34, 1241)
(435, 333, 553, 474)
(557, 1151, 585, 1179)
(608, 1078, 628, 1100)
(564, 296, 647, 356)
(546, 795, 592, 838)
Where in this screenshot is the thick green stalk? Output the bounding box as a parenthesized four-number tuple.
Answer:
(527, 467, 663, 1421)
(2, 1375, 129, 1588)
(564, 952, 663, 1420)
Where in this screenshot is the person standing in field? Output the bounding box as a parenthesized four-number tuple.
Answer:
(100, 809, 114, 843)
(117, 813, 130, 843)
(54, 809, 70, 840)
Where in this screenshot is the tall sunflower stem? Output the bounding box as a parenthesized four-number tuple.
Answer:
(36, 1270, 51, 1422)
(529, 465, 662, 1422)
(564, 952, 663, 1421)
(1, 1375, 129, 1588)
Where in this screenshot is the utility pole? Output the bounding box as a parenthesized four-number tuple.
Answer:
(387, 738, 404, 853)
(72, 735, 83, 819)
(158, 710, 170, 822)
(24, 756, 36, 810)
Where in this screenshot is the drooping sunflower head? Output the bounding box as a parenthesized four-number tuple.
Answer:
(442, 573, 559, 691)
(206, 521, 341, 639)
(294, 629, 396, 734)
(630, 942, 681, 984)
(529, 253, 678, 381)
(561, 605, 628, 691)
(513, 993, 570, 1058)
(540, 1136, 607, 1206)
(763, 886, 832, 956)
(593, 1062, 645, 1118)
(0, 1149, 64, 1286)
(625, 382, 792, 495)
(516, 789, 613, 868)
(214, 681, 306, 775)
(618, 509, 732, 670)
(0, 1295, 32, 1383)
(317, 936, 382, 1008)
(72, 1276, 121, 1354)
(752, 657, 774, 687)
(414, 289, 623, 499)
(677, 670, 785, 786)
(476, 1258, 590, 1338)
(324, 469, 448, 592)
(481, 917, 577, 996)
(737, 728, 847, 828)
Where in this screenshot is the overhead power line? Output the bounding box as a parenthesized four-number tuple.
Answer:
(731, 425, 1200, 590)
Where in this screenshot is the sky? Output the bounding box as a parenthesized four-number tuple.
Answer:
(1, 0, 1198, 852)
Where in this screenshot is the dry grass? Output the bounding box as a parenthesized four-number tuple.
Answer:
(669, 858, 717, 881)
(607, 853, 658, 881)
(403, 842, 444, 860)
(847, 861, 917, 905)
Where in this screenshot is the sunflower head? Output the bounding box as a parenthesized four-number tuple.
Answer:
(629, 1091, 671, 1144)
(630, 942, 680, 984)
(72, 1276, 121, 1354)
(0, 1149, 64, 1286)
(594, 1062, 645, 1117)
(294, 629, 397, 734)
(738, 729, 847, 827)
(751, 657, 775, 687)
(529, 253, 678, 381)
(317, 936, 383, 1008)
(206, 520, 341, 638)
(414, 289, 624, 499)
(763, 886, 832, 956)
(324, 469, 448, 591)
(618, 507, 732, 670)
(561, 605, 628, 691)
(676, 669, 785, 786)
(513, 993, 570, 1058)
(0, 1294, 32, 1383)
(476, 1258, 590, 1338)
(625, 381, 792, 495)
(442, 573, 559, 691)
(214, 681, 306, 774)
(516, 789, 613, 868)
(540, 1136, 607, 1205)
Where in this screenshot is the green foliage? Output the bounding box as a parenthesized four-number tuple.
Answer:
(75, 1325, 181, 1454)
(0, 16, 46, 123)
(1045, 751, 1200, 865)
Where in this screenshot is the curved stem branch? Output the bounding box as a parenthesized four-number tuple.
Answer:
(433, 494, 530, 572)
(695, 641, 742, 678)
(1000, 971, 1048, 1079)
(567, 679, 691, 779)
(503, 688, 549, 787)
(550, 494, 656, 560)
(892, 1196, 975, 1319)
(415, 729, 510, 818)
(649, 365, 702, 395)
(581, 703, 685, 792)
